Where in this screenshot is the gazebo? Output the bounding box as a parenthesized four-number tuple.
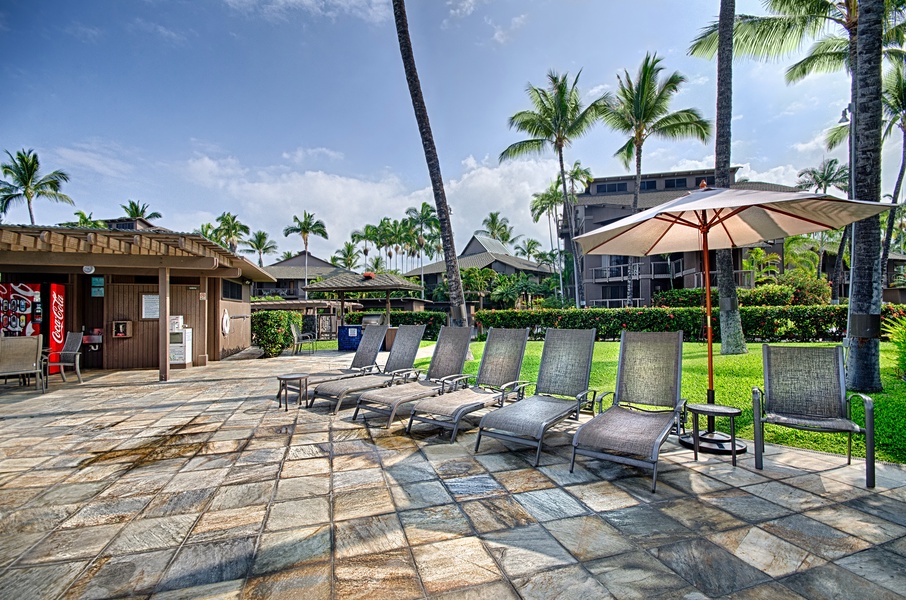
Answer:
(303, 272, 422, 325)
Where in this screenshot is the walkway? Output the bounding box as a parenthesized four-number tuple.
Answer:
(0, 351, 904, 599)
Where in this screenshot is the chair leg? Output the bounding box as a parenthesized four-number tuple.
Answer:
(846, 433, 852, 465)
(59, 367, 67, 383)
(865, 401, 876, 488)
(752, 392, 764, 470)
(75, 361, 83, 384)
(351, 401, 362, 421)
(474, 429, 483, 453)
(651, 463, 659, 493)
(532, 440, 543, 467)
(569, 447, 577, 473)
(405, 413, 415, 434)
(386, 406, 399, 429)
(450, 420, 462, 444)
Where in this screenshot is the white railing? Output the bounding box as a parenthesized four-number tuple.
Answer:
(691, 270, 755, 289)
(589, 298, 643, 308)
(592, 260, 673, 282)
(253, 286, 298, 298)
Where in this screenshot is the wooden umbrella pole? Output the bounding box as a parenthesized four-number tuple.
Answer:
(701, 230, 715, 399)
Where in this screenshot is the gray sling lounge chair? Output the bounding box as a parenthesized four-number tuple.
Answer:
(407, 327, 530, 442)
(474, 328, 597, 466)
(0, 335, 45, 393)
(308, 324, 426, 413)
(754, 344, 875, 488)
(352, 325, 472, 427)
(571, 331, 684, 492)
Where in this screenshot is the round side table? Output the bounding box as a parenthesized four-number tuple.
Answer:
(686, 403, 743, 466)
(276, 373, 309, 412)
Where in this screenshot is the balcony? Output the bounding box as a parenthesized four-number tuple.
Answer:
(588, 298, 643, 308)
(692, 270, 755, 289)
(591, 260, 676, 283)
(253, 286, 299, 298)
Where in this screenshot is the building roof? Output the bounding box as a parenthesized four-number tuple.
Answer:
(250, 299, 363, 311)
(465, 235, 510, 256)
(585, 166, 741, 185)
(0, 225, 275, 282)
(269, 250, 336, 269)
(407, 252, 552, 276)
(577, 180, 801, 209)
(303, 272, 422, 293)
(264, 264, 354, 281)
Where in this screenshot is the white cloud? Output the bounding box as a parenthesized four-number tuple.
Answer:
(485, 14, 527, 45)
(282, 146, 345, 163)
(736, 163, 801, 187)
(129, 18, 187, 45)
(225, 0, 392, 24)
(585, 83, 611, 99)
(447, 0, 481, 19)
(687, 75, 709, 86)
(792, 131, 830, 154)
(54, 142, 135, 179)
(66, 22, 103, 43)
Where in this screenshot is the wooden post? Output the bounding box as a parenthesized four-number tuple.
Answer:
(159, 267, 170, 382)
(385, 291, 391, 323)
(339, 291, 346, 326)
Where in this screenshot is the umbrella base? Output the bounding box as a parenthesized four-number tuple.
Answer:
(678, 431, 747, 455)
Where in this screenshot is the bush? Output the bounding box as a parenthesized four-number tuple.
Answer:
(776, 271, 831, 305)
(345, 310, 447, 340)
(251, 310, 303, 358)
(652, 288, 714, 307)
(737, 284, 794, 307)
(882, 315, 906, 379)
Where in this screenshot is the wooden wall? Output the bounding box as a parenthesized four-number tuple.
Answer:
(208, 278, 252, 360)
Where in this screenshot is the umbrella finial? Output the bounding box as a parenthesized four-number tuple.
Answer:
(699, 179, 708, 190)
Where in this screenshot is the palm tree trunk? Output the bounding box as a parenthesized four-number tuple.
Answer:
(26, 196, 36, 226)
(304, 243, 309, 300)
(547, 209, 565, 299)
(558, 150, 582, 308)
(392, 0, 467, 326)
(847, 0, 884, 392)
(832, 224, 850, 302)
(714, 0, 746, 356)
(880, 127, 906, 286)
(633, 143, 642, 212)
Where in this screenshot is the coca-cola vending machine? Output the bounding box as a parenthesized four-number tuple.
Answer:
(0, 282, 65, 374)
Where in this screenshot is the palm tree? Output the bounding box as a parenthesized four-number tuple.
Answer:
(284, 211, 328, 298)
(364, 255, 386, 273)
(531, 180, 565, 297)
(784, 234, 821, 274)
(391, 0, 467, 327)
(214, 212, 249, 253)
(513, 238, 542, 260)
(121, 200, 162, 221)
(880, 61, 906, 285)
(61, 210, 106, 229)
(352, 223, 380, 258)
(599, 53, 712, 212)
(500, 70, 610, 308)
(0, 149, 73, 225)
(476, 212, 521, 247)
(405, 202, 439, 298)
(742, 247, 782, 284)
(195, 222, 220, 245)
(461, 267, 497, 310)
(331, 241, 363, 271)
(848, 0, 885, 392)
(240, 230, 278, 267)
(796, 158, 850, 277)
(278, 250, 299, 262)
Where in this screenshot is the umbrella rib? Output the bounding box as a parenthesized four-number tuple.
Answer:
(760, 205, 840, 230)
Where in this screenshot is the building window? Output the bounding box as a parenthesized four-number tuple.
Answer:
(639, 180, 657, 191)
(596, 182, 629, 194)
(222, 280, 243, 301)
(695, 176, 716, 187)
(665, 178, 688, 189)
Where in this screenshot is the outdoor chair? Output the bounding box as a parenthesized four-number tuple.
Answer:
(407, 327, 530, 443)
(290, 322, 315, 356)
(474, 328, 597, 466)
(308, 324, 426, 413)
(352, 325, 472, 427)
(754, 344, 875, 488)
(0, 335, 45, 393)
(44, 331, 84, 384)
(571, 331, 684, 492)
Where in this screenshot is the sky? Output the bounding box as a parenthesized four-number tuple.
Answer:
(0, 0, 895, 265)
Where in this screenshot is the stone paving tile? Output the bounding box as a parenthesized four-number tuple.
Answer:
(698, 487, 794, 524)
(333, 486, 396, 521)
(334, 513, 407, 559)
(761, 513, 872, 560)
(334, 548, 423, 600)
(389, 480, 453, 510)
(399, 504, 472, 546)
(64, 547, 177, 598)
(513, 487, 589, 522)
(804, 504, 906, 545)
(443, 474, 506, 501)
(781, 561, 905, 600)
(155, 536, 256, 592)
(411, 536, 502, 595)
(244, 562, 332, 600)
(544, 515, 634, 561)
(106, 514, 197, 553)
(187, 505, 267, 543)
(844, 493, 906, 528)
(563, 480, 640, 512)
(252, 525, 331, 574)
(459, 495, 536, 533)
(652, 537, 771, 596)
(19, 522, 124, 564)
(266, 497, 330, 531)
(709, 525, 825, 577)
(835, 547, 906, 595)
(481, 524, 576, 578)
(602, 504, 696, 548)
(491, 467, 556, 493)
(0, 561, 88, 599)
(511, 563, 612, 599)
(585, 550, 690, 600)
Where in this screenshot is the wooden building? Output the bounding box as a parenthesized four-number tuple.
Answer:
(0, 225, 275, 381)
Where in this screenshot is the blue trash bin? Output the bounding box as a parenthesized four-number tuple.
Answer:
(337, 325, 363, 352)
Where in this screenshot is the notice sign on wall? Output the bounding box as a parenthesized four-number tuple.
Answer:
(141, 294, 160, 319)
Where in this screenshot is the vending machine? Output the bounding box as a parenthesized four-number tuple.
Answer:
(0, 282, 65, 373)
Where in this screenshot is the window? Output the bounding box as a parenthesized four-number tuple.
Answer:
(639, 180, 657, 191)
(222, 280, 243, 301)
(695, 176, 716, 187)
(665, 178, 688, 189)
(595, 182, 628, 194)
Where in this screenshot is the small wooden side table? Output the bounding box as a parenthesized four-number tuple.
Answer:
(686, 403, 743, 466)
(276, 373, 309, 412)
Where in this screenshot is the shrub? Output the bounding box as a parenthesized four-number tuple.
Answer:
(251, 310, 303, 358)
(652, 288, 714, 307)
(776, 271, 831, 305)
(883, 315, 906, 379)
(345, 310, 447, 340)
(737, 284, 794, 307)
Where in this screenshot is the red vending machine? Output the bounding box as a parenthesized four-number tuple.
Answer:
(0, 283, 65, 374)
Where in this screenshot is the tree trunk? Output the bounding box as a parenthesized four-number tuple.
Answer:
(392, 0, 467, 326)
(847, 0, 884, 391)
(715, 0, 746, 355)
(831, 224, 850, 302)
(558, 150, 582, 308)
(632, 142, 642, 212)
(880, 128, 906, 286)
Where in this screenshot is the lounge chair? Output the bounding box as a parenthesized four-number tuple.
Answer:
(474, 328, 597, 466)
(571, 331, 684, 492)
(352, 325, 472, 427)
(44, 331, 84, 384)
(406, 327, 530, 442)
(753, 344, 875, 488)
(0, 335, 45, 393)
(308, 324, 426, 413)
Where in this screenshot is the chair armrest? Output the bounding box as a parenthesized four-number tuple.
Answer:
(436, 373, 471, 393)
(575, 389, 598, 416)
(752, 387, 764, 418)
(511, 380, 534, 400)
(595, 391, 615, 414)
(386, 368, 416, 383)
(847, 392, 874, 424)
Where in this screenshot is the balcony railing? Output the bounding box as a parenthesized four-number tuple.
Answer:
(588, 298, 643, 308)
(592, 260, 675, 282)
(692, 270, 755, 289)
(253, 287, 298, 298)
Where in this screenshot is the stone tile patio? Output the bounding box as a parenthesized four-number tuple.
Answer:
(0, 349, 905, 599)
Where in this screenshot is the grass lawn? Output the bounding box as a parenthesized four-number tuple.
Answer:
(415, 341, 906, 464)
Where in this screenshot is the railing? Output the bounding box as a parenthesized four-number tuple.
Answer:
(592, 260, 674, 282)
(588, 298, 643, 308)
(691, 270, 755, 289)
(253, 287, 298, 298)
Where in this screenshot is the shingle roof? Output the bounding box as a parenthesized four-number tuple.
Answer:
(406, 252, 552, 277)
(576, 181, 802, 209)
(303, 272, 422, 292)
(264, 265, 354, 280)
(468, 235, 511, 256)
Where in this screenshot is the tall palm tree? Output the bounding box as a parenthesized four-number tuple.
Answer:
(331, 241, 363, 271)
(121, 200, 162, 221)
(880, 61, 906, 284)
(848, 0, 885, 392)
(531, 180, 565, 298)
(61, 210, 106, 229)
(476, 212, 521, 247)
(0, 149, 73, 225)
(599, 53, 712, 212)
(240, 230, 278, 267)
(500, 70, 610, 308)
(392, 0, 467, 327)
(796, 158, 850, 277)
(195, 222, 220, 245)
(364, 255, 386, 273)
(513, 238, 542, 260)
(278, 250, 299, 262)
(284, 211, 328, 299)
(351, 223, 380, 258)
(405, 201, 439, 298)
(214, 212, 249, 253)
(784, 234, 821, 274)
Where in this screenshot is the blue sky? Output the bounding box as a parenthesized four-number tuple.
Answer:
(0, 0, 887, 263)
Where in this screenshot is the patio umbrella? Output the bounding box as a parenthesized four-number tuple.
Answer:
(574, 186, 892, 452)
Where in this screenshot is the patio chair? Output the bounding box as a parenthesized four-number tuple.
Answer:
(753, 344, 875, 488)
(406, 327, 530, 443)
(44, 331, 84, 384)
(571, 331, 684, 493)
(290, 322, 315, 356)
(0, 335, 45, 393)
(474, 328, 597, 466)
(352, 325, 472, 427)
(308, 324, 426, 413)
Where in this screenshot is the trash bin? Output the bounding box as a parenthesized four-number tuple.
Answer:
(337, 325, 363, 352)
(383, 327, 398, 351)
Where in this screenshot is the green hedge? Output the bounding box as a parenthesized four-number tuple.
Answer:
(251, 310, 303, 358)
(475, 305, 906, 342)
(345, 311, 446, 340)
(653, 283, 824, 308)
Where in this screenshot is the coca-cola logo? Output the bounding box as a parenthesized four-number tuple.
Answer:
(51, 289, 65, 345)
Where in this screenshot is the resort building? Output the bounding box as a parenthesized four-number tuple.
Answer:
(253, 251, 353, 299)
